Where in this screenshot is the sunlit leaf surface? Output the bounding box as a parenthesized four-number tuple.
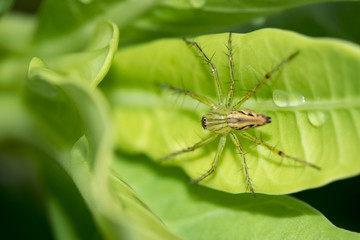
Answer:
(105, 29, 360, 194)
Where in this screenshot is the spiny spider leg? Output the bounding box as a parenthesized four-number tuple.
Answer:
(192, 135, 227, 183)
(159, 134, 219, 162)
(239, 132, 321, 170)
(184, 38, 223, 102)
(233, 51, 299, 109)
(226, 32, 236, 108)
(229, 133, 255, 197)
(159, 83, 216, 108)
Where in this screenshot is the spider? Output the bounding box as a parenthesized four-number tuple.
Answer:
(159, 32, 320, 196)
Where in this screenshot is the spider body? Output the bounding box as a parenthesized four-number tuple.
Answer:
(160, 33, 320, 196)
(202, 108, 271, 134)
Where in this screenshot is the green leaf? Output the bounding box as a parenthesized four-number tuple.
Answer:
(0, 13, 36, 54)
(37, 20, 119, 87)
(25, 21, 181, 239)
(35, 0, 357, 45)
(114, 153, 360, 240)
(235, 2, 360, 45)
(0, 0, 13, 17)
(104, 29, 360, 194)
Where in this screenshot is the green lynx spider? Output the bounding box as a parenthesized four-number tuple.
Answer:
(160, 33, 320, 196)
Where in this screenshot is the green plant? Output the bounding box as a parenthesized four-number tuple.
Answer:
(1, 0, 359, 239)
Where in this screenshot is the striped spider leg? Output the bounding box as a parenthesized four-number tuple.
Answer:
(160, 33, 320, 196)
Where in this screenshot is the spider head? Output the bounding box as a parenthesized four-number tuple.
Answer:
(201, 115, 208, 129)
(201, 109, 232, 134)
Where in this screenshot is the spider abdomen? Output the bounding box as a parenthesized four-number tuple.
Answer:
(202, 109, 271, 134)
(228, 109, 271, 130)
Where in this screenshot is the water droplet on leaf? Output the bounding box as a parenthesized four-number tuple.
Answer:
(307, 111, 327, 127)
(272, 90, 289, 107)
(272, 90, 305, 107)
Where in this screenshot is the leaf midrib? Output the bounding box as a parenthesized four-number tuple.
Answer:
(247, 97, 360, 112)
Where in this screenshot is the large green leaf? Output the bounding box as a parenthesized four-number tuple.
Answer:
(24, 21, 181, 240)
(104, 29, 360, 194)
(113, 153, 360, 240)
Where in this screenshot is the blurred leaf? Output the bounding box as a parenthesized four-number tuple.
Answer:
(35, 0, 119, 40)
(104, 29, 360, 194)
(115, 0, 358, 45)
(35, 0, 358, 46)
(25, 21, 181, 239)
(38, 20, 119, 87)
(234, 2, 360, 45)
(0, 66, 98, 239)
(0, 13, 37, 96)
(0, 0, 13, 17)
(0, 13, 36, 54)
(114, 153, 360, 240)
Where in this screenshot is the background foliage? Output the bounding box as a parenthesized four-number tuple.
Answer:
(1, 0, 359, 239)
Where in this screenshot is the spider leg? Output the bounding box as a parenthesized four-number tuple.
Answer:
(239, 131, 320, 170)
(158, 83, 216, 108)
(233, 51, 299, 109)
(230, 133, 256, 197)
(226, 32, 236, 108)
(192, 135, 226, 183)
(159, 134, 219, 162)
(184, 38, 223, 103)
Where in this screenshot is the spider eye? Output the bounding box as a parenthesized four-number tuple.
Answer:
(201, 116, 207, 129)
(266, 116, 271, 123)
